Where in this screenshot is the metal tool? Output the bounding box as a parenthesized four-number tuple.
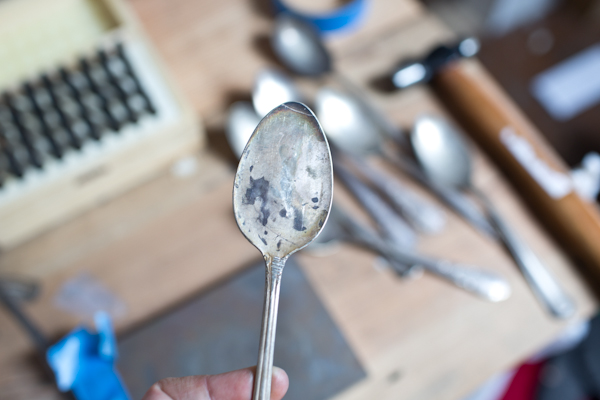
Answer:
(388, 37, 480, 90)
(410, 114, 575, 319)
(233, 102, 334, 400)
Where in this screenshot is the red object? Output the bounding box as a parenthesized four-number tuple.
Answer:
(499, 361, 544, 400)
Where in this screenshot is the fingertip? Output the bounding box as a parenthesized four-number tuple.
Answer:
(271, 366, 289, 400)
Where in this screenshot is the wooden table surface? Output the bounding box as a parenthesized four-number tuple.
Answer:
(0, 1, 597, 399)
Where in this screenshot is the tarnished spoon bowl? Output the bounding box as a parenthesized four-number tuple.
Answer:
(233, 102, 333, 400)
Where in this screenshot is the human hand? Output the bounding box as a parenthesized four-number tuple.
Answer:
(141, 366, 289, 400)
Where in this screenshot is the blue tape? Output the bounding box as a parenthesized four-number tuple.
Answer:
(46, 312, 130, 400)
(271, 0, 367, 33)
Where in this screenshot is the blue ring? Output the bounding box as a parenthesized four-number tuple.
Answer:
(271, 0, 367, 33)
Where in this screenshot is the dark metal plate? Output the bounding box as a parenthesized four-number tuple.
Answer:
(117, 256, 365, 399)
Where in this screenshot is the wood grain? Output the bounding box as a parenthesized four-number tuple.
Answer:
(0, 1, 597, 400)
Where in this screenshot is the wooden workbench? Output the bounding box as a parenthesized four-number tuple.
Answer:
(0, 1, 596, 399)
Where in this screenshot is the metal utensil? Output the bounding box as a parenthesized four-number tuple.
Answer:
(233, 102, 333, 399)
(320, 204, 511, 302)
(253, 68, 304, 118)
(411, 114, 576, 319)
(271, 14, 400, 140)
(226, 101, 262, 158)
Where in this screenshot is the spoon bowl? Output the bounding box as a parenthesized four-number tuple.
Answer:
(315, 87, 383, 155)
(225, 101, 261, 159)
(253, 68, 304, 118)
(411, 115, 472, 189)
(234, 102, 333, 256)
(271, 14, 331, 77)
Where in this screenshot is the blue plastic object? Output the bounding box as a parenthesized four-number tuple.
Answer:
(46, 312, 130, 400)
(271, 0, 367, 34)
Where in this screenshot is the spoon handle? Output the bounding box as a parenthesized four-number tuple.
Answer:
(253, 256, 286, 400)
(377, 240, 511, 303)
(340, 151, 446, 234)
(475, 191, 576, 318)
(335, 164, 417, 248)
(335, 205, 511, 302)
(383, 153, 496, 237)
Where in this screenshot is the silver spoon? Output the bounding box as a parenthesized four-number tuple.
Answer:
(253, 68, 303, 118)
(410, 114, 576, 319)
(322, 203, 512, 302)
(233, 102, 333, 400)
(226, 101, 261, 158)
(271, 14, 400, 140)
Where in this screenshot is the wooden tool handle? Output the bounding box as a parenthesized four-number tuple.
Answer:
(430, 59, 600, 283)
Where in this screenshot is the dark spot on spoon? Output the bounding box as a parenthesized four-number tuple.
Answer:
(242, 176, 271, 226)
(250, 165, 253, 172)
(279, 208, 287, 217)
(311, 197, 318, 203)
(306, 166, 317, 178)
(264, 231, 268, 235)
(312, 206, 319, 209)
(277, 240, 282, 250)
(260, 236, 267, 245)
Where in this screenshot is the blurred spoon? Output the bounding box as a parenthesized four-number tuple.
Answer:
(411, 114, 575, 319)
(225, 101, 261, 158)
(253, 68, 303, 118)
(271, 14, 400, 140)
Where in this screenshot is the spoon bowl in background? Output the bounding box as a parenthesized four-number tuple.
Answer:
(271, 14, 332, 77)
(253, 68, 304, 118)
(225, 101, 261, 159)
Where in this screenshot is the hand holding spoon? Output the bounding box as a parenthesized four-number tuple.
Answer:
(410, 114, 575, 318)
(233, 102, 333, 399)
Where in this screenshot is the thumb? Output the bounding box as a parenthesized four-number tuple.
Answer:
(141, 366, 289, 400)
